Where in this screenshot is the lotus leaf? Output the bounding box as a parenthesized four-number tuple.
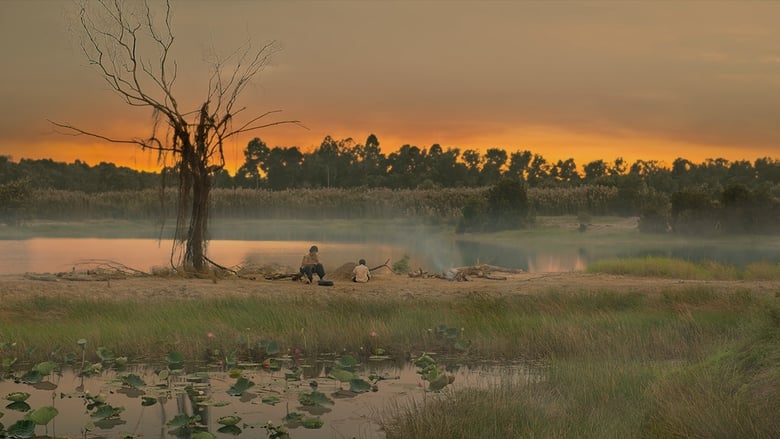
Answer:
(217, 424, 242, 435)
(335, 355, 358, 370)
(301, 417, 324, 429)
(6, 419, 35, 438)
(141, 396, 158, 407)
(217, 415, 241, 426)
(91, 404, 124, 420)
(77, 338, 87, 347)
(414, 353, 436, 369)
(19, 370, 42, 384)
(297, 390, 333, 407)
(121, 374, 146, 389)
(32, 361, 57, 375)
(96, 346, 115, 362)
(87, 393, 108, 404)
(284, 412, 304, 421)
(25, 406, 58, 425)
(1, 357, 17, 369)
(166, 413, 200, 427)
(262, 395, 281, 405)
(166, 352, 185, 369)
(5, 392, 30, 402)
(5, 401, 31, 412)
(349, 378, 372, 393)
(328, 368, 356, 382)
(284, 369, 301, 380)
(93, 417, 128, 429)
(63, 352, 77, 364)
(227, 377, 255, 396)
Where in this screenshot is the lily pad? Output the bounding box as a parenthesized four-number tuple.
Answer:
(91, 404, 124, 420)
(217, 415, 241, 426)
(349, 378, 372, 393)
(284, 412, 304, 422)
(32, 361, 58, 375)
(301, 417, 324, 429)
(6, 419, 35, 438)
(328, 368, 356, 382)
(166, 413, 200, 428)
(335, 355, 358, 370)
(298, 390, 333, 407)
(227, 377, 255, 396)
(217, 424, 242, 435)
(166, 352, 185, 369)
(5, 392, 30, 402)
(261, 395, 281, 406)
(25, 406, 59, 425)
(96, 346, 115, 363)
(121, 373, 146, 389)
(19, 370, 42, 384)
(6, 401, 31, 412)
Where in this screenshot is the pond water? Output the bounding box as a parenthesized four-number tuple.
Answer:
(0, 357, 533, 439)
(0, 235, 778, 276)
(0, 238, 588, 275)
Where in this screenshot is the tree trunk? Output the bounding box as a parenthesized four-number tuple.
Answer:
(186, 173, 210, 272)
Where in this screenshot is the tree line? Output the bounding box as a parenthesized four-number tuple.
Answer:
(1, 134, 779, 234)
(2, 135, 779, 192)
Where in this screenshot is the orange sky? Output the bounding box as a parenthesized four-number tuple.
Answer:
(2, 1, 778, 175)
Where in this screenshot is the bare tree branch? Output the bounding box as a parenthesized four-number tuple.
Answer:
(52, 0, 302, 272)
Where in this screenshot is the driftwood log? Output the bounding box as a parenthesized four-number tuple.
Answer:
(408, 264, 522, 282)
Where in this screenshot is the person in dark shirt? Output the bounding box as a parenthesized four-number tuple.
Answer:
(300, 245, 325, 284)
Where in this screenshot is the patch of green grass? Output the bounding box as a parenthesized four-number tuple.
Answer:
(380, 301, 780, 439)
(588, 256, 780, 280)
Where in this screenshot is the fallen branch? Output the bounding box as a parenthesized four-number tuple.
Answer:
(369, 259, 394, 274)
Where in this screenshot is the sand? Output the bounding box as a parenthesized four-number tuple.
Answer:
(2, 267, 778, 305)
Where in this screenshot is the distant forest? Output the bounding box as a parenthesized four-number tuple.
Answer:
(1, 134, 779, 234)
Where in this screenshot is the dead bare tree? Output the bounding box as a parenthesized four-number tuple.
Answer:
(51, 0, 299, 273)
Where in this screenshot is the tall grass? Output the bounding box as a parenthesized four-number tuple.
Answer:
(2, 285, 777, 437)
(588, 256, 780, 280)
(379, 293, 780, 438)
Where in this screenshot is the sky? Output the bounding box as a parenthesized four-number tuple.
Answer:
(1, 0, 779, 174)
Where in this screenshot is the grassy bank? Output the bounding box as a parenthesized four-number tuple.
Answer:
(1, 281, 778, 437)
(588, 256, 780, 280)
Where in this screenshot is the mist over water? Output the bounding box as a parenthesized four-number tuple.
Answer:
(1, 233, 775, 276)
(0, 237, 580, 275)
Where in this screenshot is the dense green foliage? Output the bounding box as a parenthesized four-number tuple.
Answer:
(2, 138, 779, 234)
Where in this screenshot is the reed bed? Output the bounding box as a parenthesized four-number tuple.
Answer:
(22, 185, 621, 223)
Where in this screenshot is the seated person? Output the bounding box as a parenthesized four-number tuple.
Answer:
(352, 258, 371, 283)
(300, 245, 325, 284)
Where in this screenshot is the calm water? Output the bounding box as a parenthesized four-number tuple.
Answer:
(0, 238, 588, 275)
(0, 359, 533, 439)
